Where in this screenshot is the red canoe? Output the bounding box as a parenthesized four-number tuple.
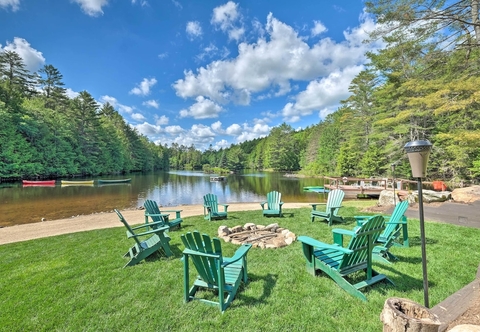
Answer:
(22, 180, 56, 185)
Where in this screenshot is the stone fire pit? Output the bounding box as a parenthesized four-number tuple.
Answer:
(218, 223, 296, 249)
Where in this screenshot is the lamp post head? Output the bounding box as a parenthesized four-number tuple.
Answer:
(404, 140, 432, 178)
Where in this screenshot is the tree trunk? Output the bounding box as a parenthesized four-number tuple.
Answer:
(381, 297, 441, 332)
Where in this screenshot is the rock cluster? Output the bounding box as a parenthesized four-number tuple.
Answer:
(218, 223, 296, 249)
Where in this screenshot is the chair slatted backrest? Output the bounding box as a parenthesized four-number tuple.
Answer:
(115, 209, 142, 247)
(144, 199, 167, 225)
(204, 194, 220, 214)
(181, 232, 223, 285)
(382, 200, 409, 237)
(339, 215, 385, 273)
(267, 191, 281, 210)
(326, 189, 345, 216)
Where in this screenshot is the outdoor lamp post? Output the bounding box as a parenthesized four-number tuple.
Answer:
(391, 163, 396, 205)
(404, 139, 433, 308)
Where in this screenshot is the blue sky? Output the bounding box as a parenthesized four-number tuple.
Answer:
(0, 0, 382, 150)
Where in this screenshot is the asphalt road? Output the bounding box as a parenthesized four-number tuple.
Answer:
(388, 200, 480, 228)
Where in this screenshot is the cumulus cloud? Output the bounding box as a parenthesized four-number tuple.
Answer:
(175, 13, 376, 102)
(99, 95, 133, 113)
(1, 37, 45, 72)
(155, 115, 169, 125)
(179, 96, 224, 119)
(131, 112, 146, 122)
(186, 21, 202, 39)
(72, 0, 108, 17)
(130, 78, 157, 96)
(65, 88, 80, 99)
(143, 100, 159, 108)
(165, 125, 184, 135)
(311, 20, 327, 37)
(211, 121, 223, 132)
(0, 0, 19, 11)
(135, 122, 162, 136)
(281, 65, 363, 122)
(211, 1, 244, 41)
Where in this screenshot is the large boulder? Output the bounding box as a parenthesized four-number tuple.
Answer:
(451, 185, 480, 203)
(410, 190, 451, 203)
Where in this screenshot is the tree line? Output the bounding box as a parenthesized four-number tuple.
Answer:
(2, 0, 480, 186)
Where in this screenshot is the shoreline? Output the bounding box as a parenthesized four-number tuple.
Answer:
(0, 202, 310, 245)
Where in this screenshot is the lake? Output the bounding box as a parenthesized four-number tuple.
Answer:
(0, 170, 328, 227)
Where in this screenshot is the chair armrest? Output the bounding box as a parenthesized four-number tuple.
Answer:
(222, 244, 252, 267)
(144, 212, 170, 219)
(355, 215, 376, 226)
(133, 219, 168, 229)
(332, 228, 355, 236)
(128, 225, 170, 238)
(332, 228, 355, 246)
(279, 201, 284, 206)
(161, 210, 183, 218)
(260, 201, 266, 208)
(183, 249, 220, 259)
(221, 204, 229, 212)
(298, 236, 352, 254)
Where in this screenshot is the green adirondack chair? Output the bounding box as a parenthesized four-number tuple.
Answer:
(115, 209, 173, 268)
(203, 193, 229, 221)
(298, 215, 393, 301)
(143, 199, 183, 230)
(181, 231, 252, 313)
(260, 191, 284, 217)
(354, 200, 409, 264)
(310, 189, 345, 226)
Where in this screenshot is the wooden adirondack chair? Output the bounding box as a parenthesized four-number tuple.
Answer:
(203, 193, 229, 221)
(355, 200, 409, 264)
(310, 189, 345, 226)
(260, 191, 284, 217)
(181, 231, 252, 313)
(143, 199, 183, 230)
(298, 215, 393, 301)
(115, 209, 173, 268)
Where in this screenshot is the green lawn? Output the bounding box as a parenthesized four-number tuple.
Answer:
(1, 204, 479, 332)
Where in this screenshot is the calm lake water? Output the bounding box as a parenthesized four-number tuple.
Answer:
(0, 171, 329, 227)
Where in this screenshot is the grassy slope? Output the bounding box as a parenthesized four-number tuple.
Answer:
(1, 204, 479, 332)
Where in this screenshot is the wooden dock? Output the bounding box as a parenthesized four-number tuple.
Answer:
(323, 176, 414, 198)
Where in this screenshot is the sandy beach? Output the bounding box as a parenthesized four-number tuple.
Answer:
(0, 202, 311, 245)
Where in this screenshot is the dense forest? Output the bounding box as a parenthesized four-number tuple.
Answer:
(2, 0, 480, 185)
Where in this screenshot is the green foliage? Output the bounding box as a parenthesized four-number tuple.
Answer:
(1, 207, 479, 331)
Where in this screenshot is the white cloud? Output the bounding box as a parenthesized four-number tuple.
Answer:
(155, 115, 169, 125)
(174, 12, 381, 124)
(131, 112, 146, 122)
(225, 123, 242, 135)
(211, 1, 244, 41)
(311, 20, 327, 37)
(191, 124, 216, 138)
(171, 0, 182, 9)
(99, 95, 133, 113)
(211, 1, 239, 30)
(281, 65, 363, 122)
(179, 96, 224, 119)
(0, 0, 19, 11)
(158, 52, 168, 59)
(186, 21, 202, 39)
(143, 100, 159, 108)
(131, 0, 148, 6)
(135, 122, 162, 136)
(211, 121, 223, 132)
(65, 88, 80, 99)
(72, 0, 108, 17)
(213, 139, 229, 150)
(1, 37, 45, 72)
(130, 78, 157, 96)
(165, 125, 184, 135)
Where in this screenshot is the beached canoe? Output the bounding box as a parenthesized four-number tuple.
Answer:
(97, 178, 131, 184)
(61, 180, 95, 185)
(22, 180, 56, 185)
(303, 186, 330, 193)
